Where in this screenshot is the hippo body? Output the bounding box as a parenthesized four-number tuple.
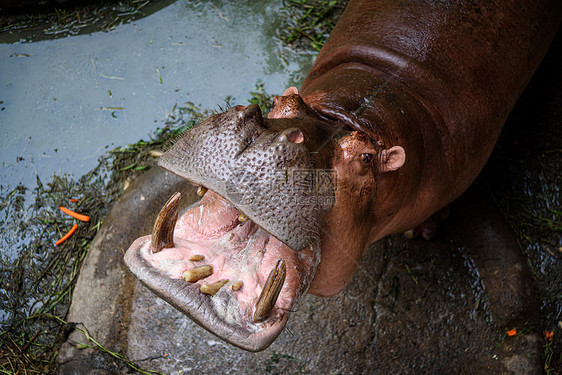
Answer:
(293, 0, 561, 295)
(124, 0, 561, 351)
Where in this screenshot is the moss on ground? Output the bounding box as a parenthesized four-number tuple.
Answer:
(279, 0, 348, 51)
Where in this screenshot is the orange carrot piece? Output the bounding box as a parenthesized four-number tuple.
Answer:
(60, 206, 90, 222)
(56, 224, 78, 246)
(506, 329, 517, 337)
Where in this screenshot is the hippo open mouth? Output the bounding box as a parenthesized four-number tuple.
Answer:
(124, 104, 335, 351)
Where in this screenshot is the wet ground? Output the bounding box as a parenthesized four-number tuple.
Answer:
(1, 0, 560, 373)
(49, 168, 525, 374)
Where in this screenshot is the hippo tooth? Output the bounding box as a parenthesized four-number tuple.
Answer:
(182, 265, 213, 283)
(151, 192, 181, 253)
(200, 279, 229, 296)
(231, 281, 243, 291)
(253, 259, 286, 323)
(189, 254, 205, 261)
(197, 186, 208, 197)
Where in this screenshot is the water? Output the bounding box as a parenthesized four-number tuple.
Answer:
(0, 0, 314, 259)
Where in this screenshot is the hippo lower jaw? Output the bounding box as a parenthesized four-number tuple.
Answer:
(124, 188, 320, 352)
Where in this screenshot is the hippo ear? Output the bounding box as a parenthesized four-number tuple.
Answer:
(380, 146, 405, 173)
(282, 87, 299, 96)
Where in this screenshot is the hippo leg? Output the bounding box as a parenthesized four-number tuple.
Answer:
(445, 188, 543, 372)
(450, 189, 537, 330)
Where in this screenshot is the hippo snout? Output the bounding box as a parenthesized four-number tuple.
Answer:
(158, 104, 335, 251)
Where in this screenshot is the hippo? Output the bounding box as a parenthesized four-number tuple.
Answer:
(124, 0, 561, 351)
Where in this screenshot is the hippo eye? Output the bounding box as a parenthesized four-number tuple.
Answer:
(361, 153, 374, 165)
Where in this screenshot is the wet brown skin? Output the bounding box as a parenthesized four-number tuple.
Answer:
(296, 0, 561, 296)
(124, 0, 561, 351)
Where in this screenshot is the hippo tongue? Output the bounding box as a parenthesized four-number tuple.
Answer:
(124, 190, 320, 352)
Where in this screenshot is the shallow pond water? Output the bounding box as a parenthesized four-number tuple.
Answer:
(0, 0, 313, 259)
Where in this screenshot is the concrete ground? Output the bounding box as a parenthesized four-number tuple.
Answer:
(55, 166, 541, 374)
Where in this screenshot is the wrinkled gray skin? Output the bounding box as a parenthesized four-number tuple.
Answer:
(158, 104, 335, 251)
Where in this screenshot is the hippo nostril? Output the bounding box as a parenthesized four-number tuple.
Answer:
(286, 129, 304, 144)
(240, 103, 267, 129)
(279, 128, 304, 143)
